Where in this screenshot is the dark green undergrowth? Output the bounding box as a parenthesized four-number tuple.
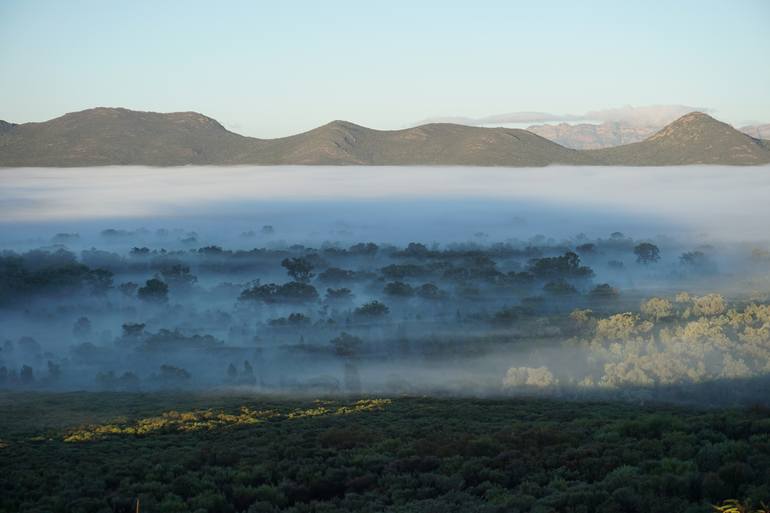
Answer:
(1, 392, 769, 513)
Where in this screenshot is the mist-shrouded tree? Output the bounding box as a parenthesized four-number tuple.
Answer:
(354, 301, 389, 318)
(72, 316, 92, 339)
(158, 364, 190, 384)
(118, 281, 138, 297)
(416, 283, 446, 300)
(137, 278, 169, 303)
(502, 366, 557, 388)
(349, 242, 378, 255)
(588, 283, 619, 301)
(240, 282, 319, 304)
(281, 257, 315, 283)
(227, 363, 238, 381)
(160, 263, 197, 289)
(325, 287, 353, 302)
(400, 242, 430, 258)
(679, 250, 716, 273)
(241, 360, 256, 385)
(330, 332, 363, 358)
(543, 279, 578, 296)
(20, 364, 34, 385)
(529, 252, 594, 280)
(121, 322, 146, 338)
(383, 281, 414, 297)
(269, 313, 311, 326)
(344, 362, 362, 395)
(634, 242, 660, 264)
(47, 360, 61, 381)
(318, 267, 357, 284)
(84, 268, 114, 295)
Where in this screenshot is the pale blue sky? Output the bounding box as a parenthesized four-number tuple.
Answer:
(1, 0, 768, 137)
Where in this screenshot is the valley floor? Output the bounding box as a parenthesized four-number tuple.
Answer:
(1, 392, 768, 513)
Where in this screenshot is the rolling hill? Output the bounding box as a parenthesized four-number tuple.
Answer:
(587, 112, 770, 166)
(0, 108, 768, 167)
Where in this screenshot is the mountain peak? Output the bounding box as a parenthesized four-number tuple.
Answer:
(673, 111, 714, 123)
(320, 120, 367, 132)
(589, 111, 770, 165)
(646, 111, 730, 142)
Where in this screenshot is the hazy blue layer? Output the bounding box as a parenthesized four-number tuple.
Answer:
(1, 165, 769, 246)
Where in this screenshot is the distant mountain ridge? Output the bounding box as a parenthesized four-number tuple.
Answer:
(740, 123, 770, 141)
(1, 108, 768, 167)
(526, 122, 658, 150)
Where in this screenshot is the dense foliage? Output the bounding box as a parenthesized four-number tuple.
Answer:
(0, 393, 768, 513)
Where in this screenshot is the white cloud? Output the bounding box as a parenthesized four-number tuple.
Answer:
(415, 105, 711, 128)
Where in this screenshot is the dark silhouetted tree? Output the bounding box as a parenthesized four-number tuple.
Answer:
(634, 242, 660, 264)
(281, 257, 314, 283)
(137, 278, 169, 303)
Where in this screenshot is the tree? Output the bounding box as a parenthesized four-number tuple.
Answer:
(317, 267, 356, 283)
(502, 366, 556, 388)
(160, 263, 197, 289)
(349, 242, 378, 255)
(529, 252, 594, 280)
(121, 322, 145, 337)
(330, 332, 363, 357)
(242, 361, 256, 385)
(383, 281, 414, 297)
(20, 364, 35, 385)
(416, 283, 445, 300)
(354, 301, 389, 317)
(47, 360, 61, 380)
(137, 278, 169, 303)
(117, 281, 138, 297)
(240, 282, 319, 304)
(588, 283, 619, 301)
(158, 364, 190, 383)
(543, 279, 577, 296)
(85, 268, 114, 295)
(641, 297, 673, 321)
(73, 316, 92, 339)
(281, 258, 314, 283)
(325, 288, 353, 302)
(634, 242, 660, 264)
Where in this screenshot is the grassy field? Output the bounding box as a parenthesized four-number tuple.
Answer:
(1, 392, 769, 513)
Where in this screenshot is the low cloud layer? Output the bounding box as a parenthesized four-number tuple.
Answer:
(416, 105, 712, 128)
(2, 165, 770, 244)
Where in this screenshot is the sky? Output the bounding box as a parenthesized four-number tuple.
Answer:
(1, 0, 769, 138)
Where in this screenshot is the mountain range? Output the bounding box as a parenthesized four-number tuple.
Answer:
(0, 108, 768, 167)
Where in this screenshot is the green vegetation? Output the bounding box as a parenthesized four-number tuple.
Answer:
(0, 393, 768, 513)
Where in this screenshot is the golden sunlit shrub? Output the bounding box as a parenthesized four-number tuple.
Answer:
(502, 366, 557, 388)
(641, 297, 674, 321)
(570, 308, 593, 324)
(692, 293, 727, 317)
(594, 313, 652, 341)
